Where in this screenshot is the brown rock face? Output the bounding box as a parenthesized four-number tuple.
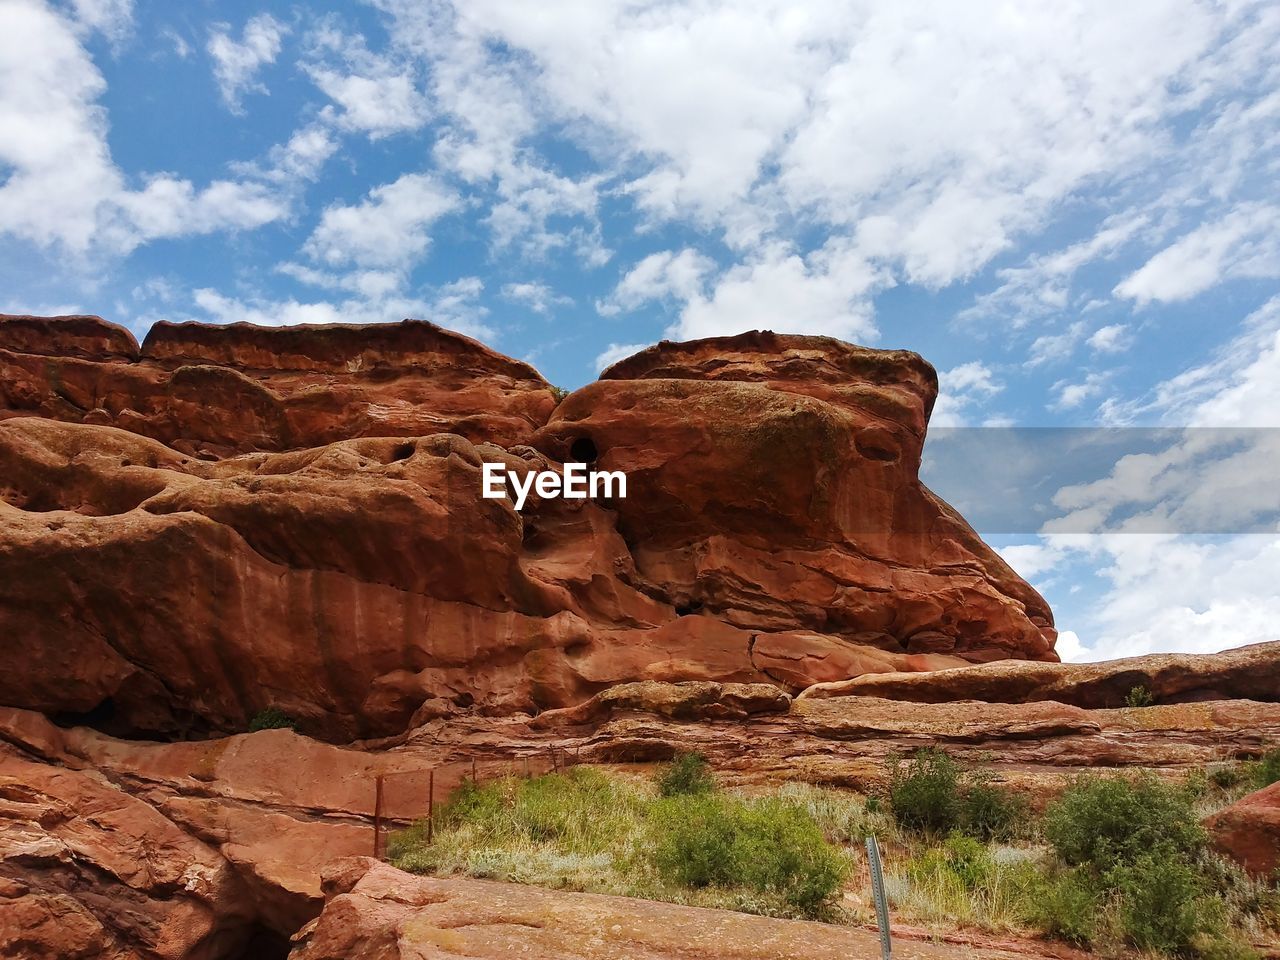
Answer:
(0, 314, 556, 455)
(0, 752, 253, 960)
(534, 333, 1056, 662)
(0, 316, 1056, 740)
(289, 857, 1040, 960)
(799, 642, 1280, 707)
(1205, 780, 1280, 877)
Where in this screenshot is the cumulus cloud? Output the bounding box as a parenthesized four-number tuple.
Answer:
(596, 249, 714, 316)
(192, 275, 491, 339)
(501, 282, 572, 314)
(303, 173, 460, 270)
(207, 13, 287, 113)
(1115, 202, 1280, 305)
(594, 342, 650, 372)
(303, 26, 430, 138)
(931, 361, 1003, 427)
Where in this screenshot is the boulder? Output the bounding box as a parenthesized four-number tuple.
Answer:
(288, 857, 1037, 960)
(0, 753, 252, 960)
(1205, 780, 1280, 877)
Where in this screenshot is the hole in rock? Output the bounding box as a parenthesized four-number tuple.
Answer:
(391, 442, 416, 462)
(452, 692, 475, 708)
(568, 436, 598, 464)
(675, 601, 704, 617)
(235, 923, 291, 960)
(52, 696, 116, 732)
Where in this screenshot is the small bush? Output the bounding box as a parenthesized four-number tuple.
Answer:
(1110, 849, 1214, 955)
(549, 385, 570, 403)
(248, 706, 295, 732)
(657, 752, 716, 797)
(1251, 748, 1280, 789)
(1209, 764, 1248, 790)
(1125, 684, 1155, 708)
(888, 749, 1023, 840)
(650, 794, 848, 915)
(888, 748, 963, 834)
(960, 780, 1026, 841)
(1044, 772, 1205, 873)
(1028, 866, 1101, 946)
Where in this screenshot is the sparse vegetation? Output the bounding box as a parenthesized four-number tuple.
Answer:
(1126, 684, 1156, 707)
(656, 752, 716, 797)
(887, 748, 1023, 839)
(385, 752, 1278, 956)
(549, 385, 569, 403)
(389, 765, 848, 919)
(247, 706, 295, 731)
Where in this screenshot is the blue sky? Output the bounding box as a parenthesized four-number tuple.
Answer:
(2, 0, 1279, 661)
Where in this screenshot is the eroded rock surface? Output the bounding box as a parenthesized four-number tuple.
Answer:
(288, 857, 1047, 960)
(798, 642, 1280, 707)
(0, 314, 556, 456)
(0, 318, 1059, 740)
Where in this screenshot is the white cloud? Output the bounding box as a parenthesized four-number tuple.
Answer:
(673, 241, 884, 341)
(1087, 324, 1132, 354)
(1050, 373, 1110, 412)
(192, 276, 492, 339)
(1115, 202, 1280, 305)
(303, 26, 430, 138)
(501, 282, 572, 314)
(594, 342, 649, 372)
(931, 361, 1002, 427)
(207, 13, 287, 114)
(114, 176, 287, 239)
(596, 249, 714, 316)
(67, 0, 132, 41)
(303, 173, 460, 270)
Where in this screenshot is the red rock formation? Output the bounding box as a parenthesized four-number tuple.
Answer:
(0, 314, 556, 456)
(0, 752, 253, 959)
(289, 857, 1047, 960)
(533, 333, 1056, 663)
(798, 642, 1280, 707)
(1205, 780, 1280, 877)
(0, 316, 1059, 741)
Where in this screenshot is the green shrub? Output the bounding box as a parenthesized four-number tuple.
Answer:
(908, 833, 993, 890)
(1251, 748, 1280, 789)
(1043, 773, 1206, 873)
(1197, 938, 1263, 960)
(1209, 764, 1248, 790)
(1110, 849, 1212, 955)
(1028, 866, 1101, 946)
(248, 706, 295, 732)
(960, 780, 1026, 840)
(888, 748, 1024, 840)
(549, 385, 569, 403)
(656, 752, 716, 797)
(888, 748, 963, 834)
(650, 794, 848, 915)
(1126, 684, 1155, 708)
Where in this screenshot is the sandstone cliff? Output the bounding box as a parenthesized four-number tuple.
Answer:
(0, 315, 1055, 741)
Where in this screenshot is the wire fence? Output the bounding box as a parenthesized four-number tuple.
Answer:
(370, 744, 582, 858)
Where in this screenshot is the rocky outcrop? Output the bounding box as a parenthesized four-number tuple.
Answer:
(1205, 780, 1280, 877)
(0, 752, 253, 960)
(798, 642, 1280, 707)
(0, 315, 556, 456)
(289, 857, 1043, 960)
(535, 333, 1056, 664)
(0, 317, 1058, 740)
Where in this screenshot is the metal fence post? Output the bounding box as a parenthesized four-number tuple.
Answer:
(427, 768, 435, 844)
(373, 774, 384, 859)
(866, 835, 892, 959)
